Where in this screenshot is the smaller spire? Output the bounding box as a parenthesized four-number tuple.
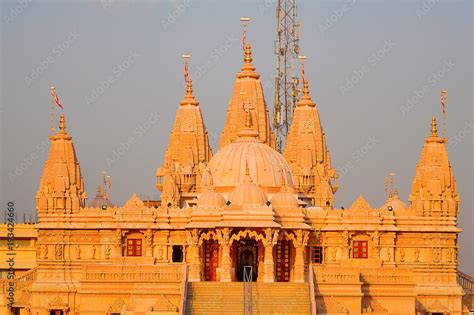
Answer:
(58, 113, 66, 134)
(431, 115, 438, 136)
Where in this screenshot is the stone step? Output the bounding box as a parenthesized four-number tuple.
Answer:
(185, 282, 311, 315)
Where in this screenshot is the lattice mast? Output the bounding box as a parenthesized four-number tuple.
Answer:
(273, 0, 301, 152)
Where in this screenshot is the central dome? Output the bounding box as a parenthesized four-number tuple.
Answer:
(201, 129, 294, 193)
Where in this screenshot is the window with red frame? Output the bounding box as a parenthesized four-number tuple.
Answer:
(127, 239, 142, 256)
(311, 246, 323, 264)
(353, 241, 368, 259)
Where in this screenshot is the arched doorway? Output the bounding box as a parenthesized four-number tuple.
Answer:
(235, 239, 258, 282)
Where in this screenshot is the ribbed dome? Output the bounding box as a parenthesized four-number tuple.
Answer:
(229, 181, 268, 206)
(380, 193, 408, 212)
(201, 133, 294, 193)
(198, 189, 226, 208)
(271, 190, 298, 209)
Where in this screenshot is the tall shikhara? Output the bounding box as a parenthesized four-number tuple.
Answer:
(36, 113, 87, 215)
(283, 80, 337, 208)
(409, 116, 460, 216)
(219, 43, 275, 149)
(156, 79, 213, 206)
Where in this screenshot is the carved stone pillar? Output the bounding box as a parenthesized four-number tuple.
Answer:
(219, 228, 232, 282)
(263, 244, 275, 282)
(294, 245, 305, 283)
(262, 228, 278, 283)
(188, 229, 201, 282)
(293, 230, 309, 283)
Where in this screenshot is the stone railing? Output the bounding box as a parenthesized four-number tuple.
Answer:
(179, 264, 188, 315)
(313, 266, 360, 283)
(14, 267, 37, 291)
(83, 264, 184, 282)
(457, 270, 473, 293)
(361, 271, 413, 284)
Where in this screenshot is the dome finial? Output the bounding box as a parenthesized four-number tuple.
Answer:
(186, 79, 193, 96)
(244, 156, 253, 183)
(431, 115, 438, 136)
(58, 113, 66, 134)
(244, 43, 252, 64)
(302, 80, 310, 98)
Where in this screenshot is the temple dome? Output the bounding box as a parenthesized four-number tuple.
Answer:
(271, 190, 298, 209)
(198, 190, 226, 208)
(229, 181, 268, 206)
(380, 192, 408, 212)
(201, 126, 294, 193)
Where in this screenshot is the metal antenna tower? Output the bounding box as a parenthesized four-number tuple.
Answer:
(273, 0, 301, 152)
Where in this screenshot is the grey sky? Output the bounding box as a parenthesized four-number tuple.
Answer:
(0, 0, 472, 273)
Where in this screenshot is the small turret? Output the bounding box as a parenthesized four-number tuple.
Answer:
(219, 43, 276, 149)
(36, 114, 87, 215)
(283, 79, 337, 208)
(409, 116, 460, 216)
(156, 70, 213, 202)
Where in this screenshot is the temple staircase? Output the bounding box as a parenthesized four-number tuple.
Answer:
(185, 282, 311, 314)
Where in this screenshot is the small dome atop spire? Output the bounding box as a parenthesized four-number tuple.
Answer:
(180, 79, 199, 106)
(198, 171, 226, 208)
(296, 80, 315, 107)
(237, 43, 259, 79)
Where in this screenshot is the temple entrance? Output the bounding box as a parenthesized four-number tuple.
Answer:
(203, 239, 219, 281)
(276, 240, 291, 282)
(236, 239, 258, 282)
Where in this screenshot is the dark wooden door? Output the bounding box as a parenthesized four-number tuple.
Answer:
(276, 240, 291, 282)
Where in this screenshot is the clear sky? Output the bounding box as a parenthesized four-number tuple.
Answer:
(0, 0, 472, 273)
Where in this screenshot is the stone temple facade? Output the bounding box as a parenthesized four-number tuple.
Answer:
(2, 41, 472, 315)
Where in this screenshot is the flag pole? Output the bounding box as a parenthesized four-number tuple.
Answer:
(441, 88, 447, 135)
(240, 17, 250, 51)
(50, 86, 57, 135)
(182, 54, 191, 85)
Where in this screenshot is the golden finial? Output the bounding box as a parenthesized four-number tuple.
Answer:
(302, 80, 310, 98)
(431, 115, 438, 136)
(97, 186, 102, 195)
(58, 113, 66, 133)
(186, 79, 193, 96)
(244, 44, 252, 64)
